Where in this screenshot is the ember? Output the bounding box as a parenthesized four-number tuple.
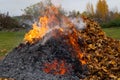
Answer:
(43, 59, 67, 75)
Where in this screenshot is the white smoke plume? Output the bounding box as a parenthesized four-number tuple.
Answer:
(70, 17, 86, 30)
(51, 0, 61, 6)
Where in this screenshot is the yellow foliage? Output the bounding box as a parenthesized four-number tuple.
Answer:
(96, 0, 109, 20)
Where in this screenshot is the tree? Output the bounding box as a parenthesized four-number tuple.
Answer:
(23, 1, 45, 21)
(0, 13, 21, 30)
(96, 0, 109, 21)
(86, 2, 94, 16)
(22, 0, 66, 24)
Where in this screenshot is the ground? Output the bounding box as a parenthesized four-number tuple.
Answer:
(0, 31, 25, 57)
(0, 27, 120, 59)
(103, 27, 120, 40)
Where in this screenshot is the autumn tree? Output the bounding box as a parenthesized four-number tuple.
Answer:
(96, 0, 109, 21)
(86, 2, 94, 17)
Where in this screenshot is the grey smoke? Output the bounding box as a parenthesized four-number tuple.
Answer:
(51, 0, 61, 6)
(41, 17, 86, 45)
(41, 26, 62, 45)
(70, 17, 86, 30)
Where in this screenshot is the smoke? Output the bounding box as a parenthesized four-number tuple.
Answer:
(41, 26, 62, 45)
(70, 17, 86, 30)
(51, 0, 61, 6)
(24, 4, 86, 45)
(41, 16, 86, 45)
(41, 17, 86, 45)
(41, 33, 52, 45)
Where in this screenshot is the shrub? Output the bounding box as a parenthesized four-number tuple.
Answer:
(101, 18, 120, 28)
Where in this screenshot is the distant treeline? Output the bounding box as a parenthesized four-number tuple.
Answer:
(0, 13, 22, 31)
(83, 0, 120, 28)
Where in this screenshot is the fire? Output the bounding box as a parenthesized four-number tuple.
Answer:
(24, 16, 48, 43)
(67, 28, 86, 65)
(23, 5, 86, 75)
(43, 59, 67, 75)
(24, 6, 60, 44)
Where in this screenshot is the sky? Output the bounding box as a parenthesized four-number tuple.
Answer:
(0, 0, 120, 16)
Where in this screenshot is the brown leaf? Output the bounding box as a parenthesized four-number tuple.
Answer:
(109, 74, 117, 79)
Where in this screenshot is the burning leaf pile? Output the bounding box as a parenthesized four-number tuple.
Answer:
(0, 6, 120, 80)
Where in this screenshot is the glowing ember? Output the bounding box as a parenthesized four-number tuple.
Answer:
(43, 59, 67, 75)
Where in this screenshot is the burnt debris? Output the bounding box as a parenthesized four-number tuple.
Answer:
(0, 29, 88, 80)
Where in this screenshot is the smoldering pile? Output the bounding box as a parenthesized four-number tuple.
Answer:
(0, 6, 88, 80)
(0, 32, 87, 80)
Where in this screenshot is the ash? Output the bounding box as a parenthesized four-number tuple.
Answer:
(0, 34, 88, 80)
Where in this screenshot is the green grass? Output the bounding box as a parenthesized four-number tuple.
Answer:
(0, 31, 25, 56)
(103, 27, 120, 40)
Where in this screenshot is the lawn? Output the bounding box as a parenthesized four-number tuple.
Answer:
(103, 27, 120, 40)
(0, 31, 25, 56)
(0, 27, 120, 57)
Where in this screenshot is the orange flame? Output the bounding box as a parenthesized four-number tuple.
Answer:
(24, 16, 48, 43)
(68, 28, 86, 65)
(43, 59, 67, 75)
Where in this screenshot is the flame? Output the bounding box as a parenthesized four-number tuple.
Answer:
(24, 6, 60, 44)
(43, 59, 67, 75)
(68, 28, 86, 65)
(24, 16, 48, 43)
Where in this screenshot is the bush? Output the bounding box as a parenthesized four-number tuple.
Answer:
(100, 18, 120, 28)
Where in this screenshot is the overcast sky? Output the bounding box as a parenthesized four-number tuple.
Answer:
(0, 0, 120, 16)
